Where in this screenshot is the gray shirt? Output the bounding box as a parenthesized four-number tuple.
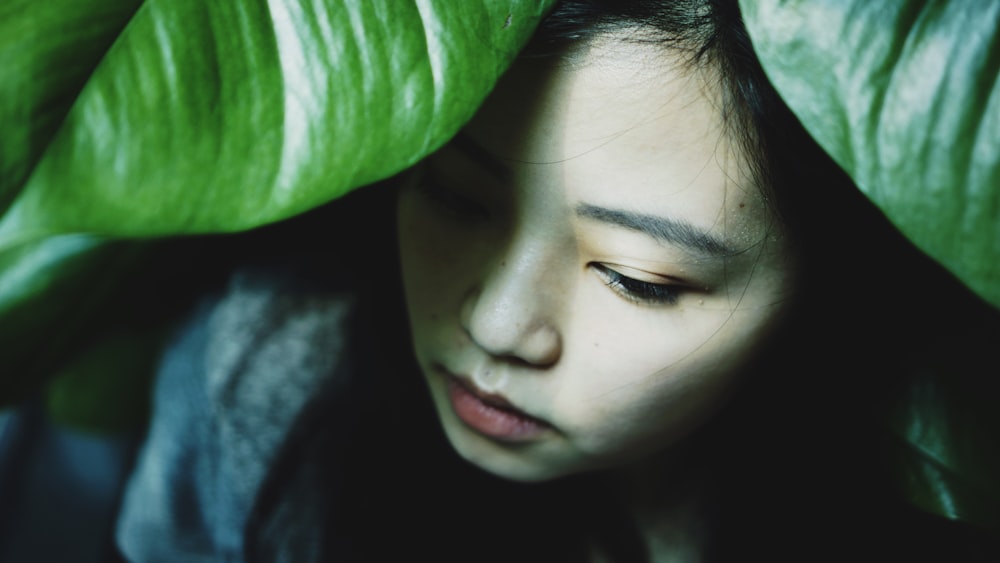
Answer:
(115, 266, 359, 562)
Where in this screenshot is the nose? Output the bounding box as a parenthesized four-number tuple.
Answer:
(459, 245, 563, 368)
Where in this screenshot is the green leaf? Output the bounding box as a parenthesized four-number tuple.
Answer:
(882, 296, 1000, 530)
(739, 0, 1000, 530)
(0, 0, 556, 415)
(1, 0, 556, 243)
(0, 0, 142, 209)
(0, 235, 147, 406)
(886, 359, 1000, 530)
(45, 328, 162, 433)
(739, 0, 1000, 309)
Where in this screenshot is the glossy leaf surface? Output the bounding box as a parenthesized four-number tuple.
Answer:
(1, 0, 555, 242)
(0, 0, 555, 416)
(740, 0, 1000, 309)
(740, 0, 1000, 530)
(0, 0, 141, 208)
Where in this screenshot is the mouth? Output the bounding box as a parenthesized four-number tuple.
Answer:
(441, 370, 551, 442)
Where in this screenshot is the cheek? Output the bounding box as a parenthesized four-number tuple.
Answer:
(397, 189, 499, 362)
(398, 199, 453, 360)
(397, 192, 466, 315)
(552, 298, 778, 463)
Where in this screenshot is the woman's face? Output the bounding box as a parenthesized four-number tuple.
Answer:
(397, 39, 798, 482)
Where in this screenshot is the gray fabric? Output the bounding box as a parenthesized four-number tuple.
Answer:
(115, 268, 357, 562)
(0, 407, 136, 563)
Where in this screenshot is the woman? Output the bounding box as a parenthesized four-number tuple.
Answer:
(115, 0, 997, 561)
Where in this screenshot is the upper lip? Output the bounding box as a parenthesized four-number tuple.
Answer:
(438, 363, 546, 422)
(453, 374, 517, 410)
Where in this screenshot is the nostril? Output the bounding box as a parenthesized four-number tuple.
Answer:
(463, 313, 560, 368)
(476, 323, 561, 368)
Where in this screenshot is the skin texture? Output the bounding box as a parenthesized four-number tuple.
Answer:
(397, 37, 798, 483)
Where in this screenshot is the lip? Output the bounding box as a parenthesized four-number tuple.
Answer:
(441, 370, 550, 442)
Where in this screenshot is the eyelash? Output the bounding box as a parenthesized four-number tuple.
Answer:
(414, 174, 684, 307)
(593, 263, 681, 306)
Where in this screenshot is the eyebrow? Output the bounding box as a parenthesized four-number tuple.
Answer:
(447, 133, 734, 257)
(575, 204, 734, 257)
(448, 132, 512, 183)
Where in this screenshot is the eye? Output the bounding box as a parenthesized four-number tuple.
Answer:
(592, 263, 681, 306)
(414, 169, 489, 219)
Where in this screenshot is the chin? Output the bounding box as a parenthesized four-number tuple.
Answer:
(438, 418, 579, 483)
(457, 449, 570, 484)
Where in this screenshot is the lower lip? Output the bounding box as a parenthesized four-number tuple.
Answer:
(446, 378, 549, 441)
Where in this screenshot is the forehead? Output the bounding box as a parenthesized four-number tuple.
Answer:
(464, 38, 775, 251)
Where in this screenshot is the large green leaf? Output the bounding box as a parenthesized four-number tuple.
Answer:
(0, 0, 142, 208)
(0, 0, 556, 416)
(739, 0, 1000, 310)
(0, 0, 145, 412)
(0, 0, 556, 243)
(739, 0, 1000, 530)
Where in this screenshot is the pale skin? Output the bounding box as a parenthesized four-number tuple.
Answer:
(397, 37, 799, 560)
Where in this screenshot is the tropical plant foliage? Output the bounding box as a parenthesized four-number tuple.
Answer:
(2, 0, 997, 531)
(740, 0, 1000, 531)
(740, 1, 1000, 309)
(1, 0, 555, 424)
